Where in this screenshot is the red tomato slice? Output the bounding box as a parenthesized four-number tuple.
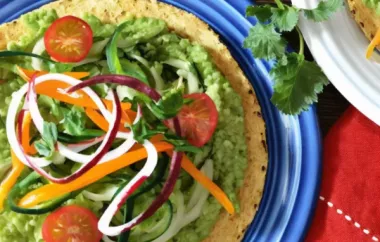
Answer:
(44, 16, 93, 63)
(166, 93, 218, 147)
(42, 205, 102, 242)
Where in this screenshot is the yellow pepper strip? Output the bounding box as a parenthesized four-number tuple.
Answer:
(366, 28, 380, 59)
(0, 151, 25, 211)
(18, 142, 174, 208)
(21, 112, 37, 155)
(167, 151, 235, 215)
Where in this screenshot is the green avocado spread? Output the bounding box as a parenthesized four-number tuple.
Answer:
(0, 9, 247, 242)
(363, 0, 380, 15)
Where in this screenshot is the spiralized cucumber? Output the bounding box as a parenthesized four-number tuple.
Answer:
(153, 160, 213, 242)
(130, 54, 165, 92)
(163, 59, 201, 94)
(83, 185, 119, 202)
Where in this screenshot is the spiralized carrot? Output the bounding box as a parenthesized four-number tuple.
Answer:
(85, 108, 130, 132)
(18, 142, 174, 208)
(16, 66, 89, 81)
(16, 66, 131, 111)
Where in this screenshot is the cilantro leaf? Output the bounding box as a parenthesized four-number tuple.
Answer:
(243, 23, 287, 61)
(246, 5, 273, 23)
(303, 0, 343, 22)
(270, 53, 329, 114)
(34, 122, 58, 158)
(137, 86, 185, 120)
(34, 141, 53, 158)
(63, 108, 86, 136)
(156, 87, 184, 118)
(163, 134, 201, 153)
(131, 118, 163, 144)
(271, 6, 299, 32)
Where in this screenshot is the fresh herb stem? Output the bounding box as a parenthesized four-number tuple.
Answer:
(296, 26, 304, 55)
(274, 0, 285, 10)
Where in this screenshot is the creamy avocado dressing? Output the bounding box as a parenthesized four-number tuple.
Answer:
(363, 0, 380, 15)
(0, 10, 247, 242)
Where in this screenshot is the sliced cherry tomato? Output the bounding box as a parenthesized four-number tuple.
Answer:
(166, 93, 218, 147)
(42, 205, 102, 242)
(44, 16, 93, 63)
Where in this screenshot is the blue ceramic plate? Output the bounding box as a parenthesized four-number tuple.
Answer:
(0, 0, 322, 241)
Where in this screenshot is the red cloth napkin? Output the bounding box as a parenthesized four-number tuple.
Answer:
(306, 107, 380, 242)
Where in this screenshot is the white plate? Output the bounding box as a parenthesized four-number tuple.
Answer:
(292, 0, 380, 125)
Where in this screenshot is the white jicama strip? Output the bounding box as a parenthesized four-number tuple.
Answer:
(163, 59, 191, 71)
(66, 136, 106, 153)
(58, 133, 135, 164)
(58, 105, 141, 164)
(83, 186, 119, 202)
(150, 66, 165, 91)
(177, 69, 200, 94)
(28, 81, 120, 167)
(31, 38, 45, 71)
(130, 54, 150, 68)
(102, 235, 116, 242)
(131, 54, 165, 92)
(6, 73, 120, 167)
(98, 140, 158, 237)
(163, 58, 201, 94)
(153, 160, 213, 242)
(21, 86, 120, 183)
(153, 191, 185, 242)
(6, 92, 51, 167)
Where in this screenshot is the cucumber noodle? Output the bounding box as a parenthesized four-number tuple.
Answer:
(153, 160, 213, 242)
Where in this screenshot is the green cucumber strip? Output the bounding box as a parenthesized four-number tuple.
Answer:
(6, 172, 76, 215)
(118, 156, 169, 242)
(0, 51, 56, 63)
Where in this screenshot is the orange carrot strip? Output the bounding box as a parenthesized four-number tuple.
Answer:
(85, 108, 110, 132)
(105, 101, 132, 124)
(16, 66, 89, 81)
(35, 81, 131, 111)
(85, 108, 129, 132)
(19, 142, 174, 208)
(16, 66, 131, 110)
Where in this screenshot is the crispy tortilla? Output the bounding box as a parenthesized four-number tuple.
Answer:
(0, 0, 268, 241)
(347, 0, 380, 41)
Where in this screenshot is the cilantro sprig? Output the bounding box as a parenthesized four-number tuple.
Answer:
(244, 0, 343, 114)
(131, 117, 200, 153)
(34, 122, 58, 159)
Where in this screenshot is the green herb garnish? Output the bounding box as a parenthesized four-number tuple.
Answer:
(34, 122, 58, 159)
(244, 0, 343, 114)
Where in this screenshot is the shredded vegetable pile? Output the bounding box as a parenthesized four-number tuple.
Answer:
(0, 10, 247, 242)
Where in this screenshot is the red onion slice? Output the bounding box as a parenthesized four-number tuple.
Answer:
(67, 74, 161, 102)
(58, 105, 141, 164)
(7, 74, 119, 168)
(21, 80, 121, 184)
(98, 140, 159, 236)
